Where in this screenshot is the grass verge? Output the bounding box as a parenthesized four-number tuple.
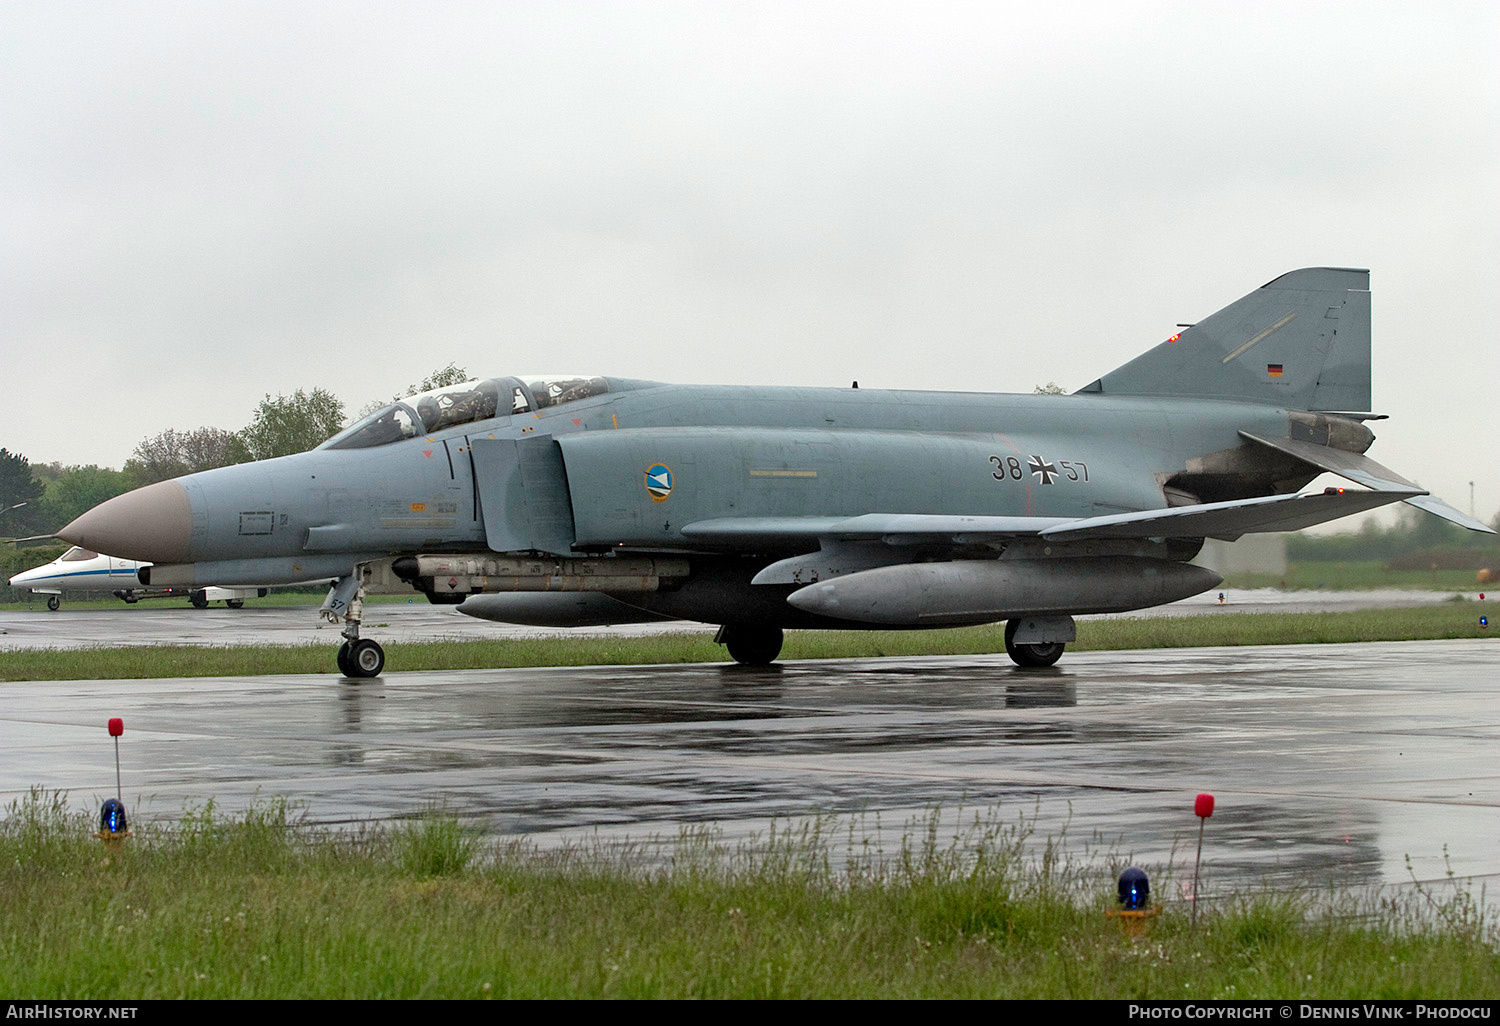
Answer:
(1, 791, 1494, 999)
(0, 604, 1494, 681)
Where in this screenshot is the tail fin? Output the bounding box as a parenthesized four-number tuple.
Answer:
(1078, 267, 1371, 413)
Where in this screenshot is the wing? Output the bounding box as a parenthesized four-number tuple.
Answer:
(682, 488, 1418, 584)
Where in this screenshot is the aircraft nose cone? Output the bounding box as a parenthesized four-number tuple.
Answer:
(57, 480, 193, 563)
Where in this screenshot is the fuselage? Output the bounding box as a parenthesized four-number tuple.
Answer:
(62, 379, 1323, 576)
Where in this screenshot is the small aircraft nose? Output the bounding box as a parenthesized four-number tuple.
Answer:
(6, 567, 39, 587)
(57, 480, 193, 564)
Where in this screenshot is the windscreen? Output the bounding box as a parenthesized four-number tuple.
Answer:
(320, 403, 422, 450)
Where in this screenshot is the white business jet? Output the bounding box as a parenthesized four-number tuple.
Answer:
(8, 546, 267, 610)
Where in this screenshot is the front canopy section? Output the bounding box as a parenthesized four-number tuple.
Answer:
(320, 375, 613, 450)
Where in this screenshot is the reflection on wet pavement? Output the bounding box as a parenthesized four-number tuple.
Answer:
(1, 637, 1495, 901)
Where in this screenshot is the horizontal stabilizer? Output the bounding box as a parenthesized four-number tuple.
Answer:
(1037, 488, 1418, 542)
(1241, 433, 1495, 534)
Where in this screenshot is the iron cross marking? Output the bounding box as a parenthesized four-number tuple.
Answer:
(1028, 455, 1058, 485)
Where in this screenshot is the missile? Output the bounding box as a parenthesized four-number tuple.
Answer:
(785, 557, 1222, 627)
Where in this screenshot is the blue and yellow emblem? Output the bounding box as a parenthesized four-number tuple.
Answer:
(645, 464, 673, 502)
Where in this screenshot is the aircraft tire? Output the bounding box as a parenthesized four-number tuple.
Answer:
(1004, 619, 1065, 668)
(346, 639, 385, 678)
(226, 599, 244, 609)
(336, 642, 352, 677)
(189, 591, 209, 609)
(46, 596, 60, 611)
(724, 625, 783, 666)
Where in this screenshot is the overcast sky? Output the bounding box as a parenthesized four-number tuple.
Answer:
(2, 1, 1496, 523)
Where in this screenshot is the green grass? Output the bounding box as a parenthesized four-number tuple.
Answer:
(1, 604, 1494, 681)
(1, 791, 1493, 999)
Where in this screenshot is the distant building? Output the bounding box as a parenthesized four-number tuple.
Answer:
(1195, 535, 1289, 577)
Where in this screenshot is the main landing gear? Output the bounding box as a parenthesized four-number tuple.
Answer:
(715, 624, 784, 666)
(1004, 618, 1066, 668)
(322, 569, 384, 678)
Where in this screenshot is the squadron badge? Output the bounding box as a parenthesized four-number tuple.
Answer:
(645, 464, 674, 502)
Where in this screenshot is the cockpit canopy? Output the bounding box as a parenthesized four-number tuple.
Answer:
(320, 375, 611, 450)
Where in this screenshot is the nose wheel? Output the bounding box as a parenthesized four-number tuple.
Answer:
(337, 638, 385, 678)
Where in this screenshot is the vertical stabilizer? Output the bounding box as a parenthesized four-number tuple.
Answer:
(1078, 268, 1371, 412)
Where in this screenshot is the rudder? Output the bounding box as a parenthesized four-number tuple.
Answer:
(1078, 267, 1371, 413)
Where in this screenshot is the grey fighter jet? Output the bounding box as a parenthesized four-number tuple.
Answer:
(59, 268, 1491, 676)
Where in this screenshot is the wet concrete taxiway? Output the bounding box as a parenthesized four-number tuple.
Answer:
(0, 584, 1470, 652)
(2, 637, 1496, 900)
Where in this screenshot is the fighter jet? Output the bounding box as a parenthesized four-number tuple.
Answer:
(58, 268, 1491, 677)
(8, 546, 276, 609)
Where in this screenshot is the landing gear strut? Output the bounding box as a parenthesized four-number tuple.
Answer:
(1004, 618, 1066, 668)
(322, 568, 384, 678)
(715, 624, 784, 666)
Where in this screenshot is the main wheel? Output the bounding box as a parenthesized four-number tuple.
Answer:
(225, 599, 244, 609)
(46, 595, 60, 611)
(189, 591, 209, 609)
(1004, 619, 1065, 668)
(723, 625, 784, 666)
(346, 638, 385, 678)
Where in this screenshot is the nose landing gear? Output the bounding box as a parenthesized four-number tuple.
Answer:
(322, 568, 385, 678)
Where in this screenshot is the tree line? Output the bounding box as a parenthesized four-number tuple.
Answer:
(1, 365, 467, 539)
(1288, 504, 1500, 563)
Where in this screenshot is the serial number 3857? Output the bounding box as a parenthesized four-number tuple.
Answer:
(988, 455, 1090, 485)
